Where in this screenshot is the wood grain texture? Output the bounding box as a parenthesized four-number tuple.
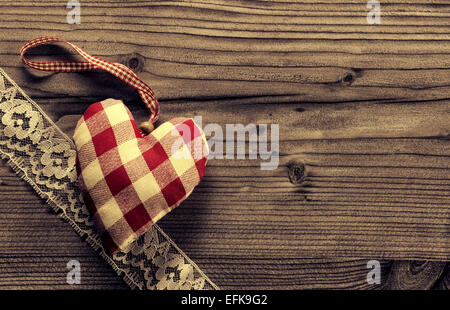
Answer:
(382, 261, 447, 290)
(0, 161, 390, 290)
(0, 166, 128, 289)
(0, 0, 448, 289)
(197, 256, 393, 290)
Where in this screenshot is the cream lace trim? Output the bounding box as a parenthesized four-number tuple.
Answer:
(0, 68, 218, 290)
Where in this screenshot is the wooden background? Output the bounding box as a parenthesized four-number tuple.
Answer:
(0, 0, 449, 289)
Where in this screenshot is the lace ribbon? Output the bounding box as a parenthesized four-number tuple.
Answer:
(0, 67, 218, 290)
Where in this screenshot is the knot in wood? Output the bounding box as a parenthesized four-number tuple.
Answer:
(287, 162, 306, 184)
(343, 73, 354, 83)
(123, 53, 144, 72)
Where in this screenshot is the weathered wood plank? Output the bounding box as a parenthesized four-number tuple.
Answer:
(0, 0, 449, 104)
(0, 162, 391, 289)
(198, 256, 393, 290)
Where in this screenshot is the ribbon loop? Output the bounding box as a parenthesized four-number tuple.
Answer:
(20, 37, 159, 123)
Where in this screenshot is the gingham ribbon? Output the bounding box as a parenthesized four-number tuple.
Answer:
(20, 37, 159, 123)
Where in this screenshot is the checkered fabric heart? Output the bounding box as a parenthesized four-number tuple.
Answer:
(74, 99, 208, 253)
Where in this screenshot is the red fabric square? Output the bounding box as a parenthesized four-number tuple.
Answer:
(124, 203, 152, 232)
(195, 157, 207, 179)
(83, 101, 104, 120)
(92, 127, 117, 157)
(131, 120, 143, 138)
(175, 118, 202, 145)
(142, 142, 168, 170)
(105, 165, 132, 196)
(162, 177, 186, 207)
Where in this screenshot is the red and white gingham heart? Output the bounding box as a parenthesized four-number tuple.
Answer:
(74, 99, 208, 253)
(20, 38, 209, 253)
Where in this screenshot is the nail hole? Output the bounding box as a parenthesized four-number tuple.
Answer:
(287, 162, 306, 184)
(343, 74, 354, 83)
(128, 58, 139, 70)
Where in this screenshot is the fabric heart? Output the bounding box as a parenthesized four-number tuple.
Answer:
(73, 99, 208, 253)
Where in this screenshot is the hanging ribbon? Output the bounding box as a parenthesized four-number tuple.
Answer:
(20, 37, 159, 124)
